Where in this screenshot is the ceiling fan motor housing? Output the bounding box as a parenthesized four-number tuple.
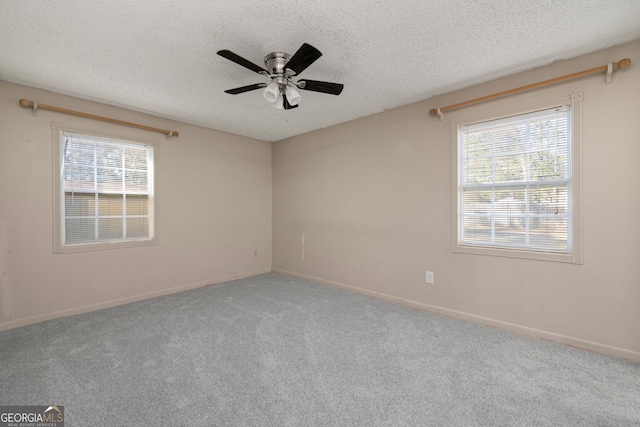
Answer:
(264, 52, 292, 76)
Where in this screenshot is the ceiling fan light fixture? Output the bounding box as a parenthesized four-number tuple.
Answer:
(273, 94, 284, 109)
(263, 82, 280, 102)
(285, 85, 301, 106)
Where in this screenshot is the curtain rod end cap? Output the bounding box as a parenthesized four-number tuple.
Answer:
(617, 58, 631, 69)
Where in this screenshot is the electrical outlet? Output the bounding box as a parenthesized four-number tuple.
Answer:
(425, 271, 434, 284)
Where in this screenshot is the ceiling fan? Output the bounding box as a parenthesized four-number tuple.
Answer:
(217, 43, 344, 110)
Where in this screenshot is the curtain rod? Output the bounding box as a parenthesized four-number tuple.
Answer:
(429, 58, 631, 119)
(19, 99, 179, 138)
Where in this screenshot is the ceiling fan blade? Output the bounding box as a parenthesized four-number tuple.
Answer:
(285, 43, 322, 76)
(217, 50, 268, 75)
(298, 79, 344, 95)
(224, 83, 267, 95)
(283, 94, 298, 110)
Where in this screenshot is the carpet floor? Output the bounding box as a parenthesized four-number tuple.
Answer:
(1, 273, 639, 426)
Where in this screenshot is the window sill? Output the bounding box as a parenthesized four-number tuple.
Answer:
(453, 244, 582, 264)
(55, 238, 157, 254)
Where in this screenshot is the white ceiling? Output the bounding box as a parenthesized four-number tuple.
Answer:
(1, 1, 639, 142)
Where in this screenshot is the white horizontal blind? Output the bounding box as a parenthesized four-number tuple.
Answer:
(458, 106, 571, 253)
(62, 132, 153, 246)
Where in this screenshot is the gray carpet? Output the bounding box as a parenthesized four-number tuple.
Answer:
(1, 273, 638, 426)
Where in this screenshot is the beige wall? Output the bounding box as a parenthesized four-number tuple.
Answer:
(0, 81, 272, 330)
(273, 40, 640, 361)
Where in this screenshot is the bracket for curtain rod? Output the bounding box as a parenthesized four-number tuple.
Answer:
(18, 99, 179, 138)
(606, 63, 613, 84)
(429, 58, 631, 119)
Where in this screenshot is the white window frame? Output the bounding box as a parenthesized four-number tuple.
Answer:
(52, 122, 159, 253)
(451, 94, 583, 264)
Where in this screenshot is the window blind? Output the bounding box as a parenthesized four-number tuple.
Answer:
(458, 107, 571, 253)
(62, 132, 152, 245)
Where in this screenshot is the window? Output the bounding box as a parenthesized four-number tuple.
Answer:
(452, 94, 582, 263)
(53, 123, 157, 252)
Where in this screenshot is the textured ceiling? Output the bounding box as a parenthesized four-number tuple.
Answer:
(1, 1, 639, 142)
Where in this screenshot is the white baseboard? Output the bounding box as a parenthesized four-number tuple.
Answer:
(272, 268, 640, 363)
(0, 269, 271, 332)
